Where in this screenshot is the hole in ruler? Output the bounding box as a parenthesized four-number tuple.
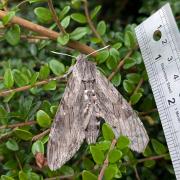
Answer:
(153, 30, 162, 41)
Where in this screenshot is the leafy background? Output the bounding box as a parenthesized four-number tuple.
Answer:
(0, 0, 179, 179)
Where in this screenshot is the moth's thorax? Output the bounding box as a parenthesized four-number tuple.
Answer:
(76, 55, 96, 81)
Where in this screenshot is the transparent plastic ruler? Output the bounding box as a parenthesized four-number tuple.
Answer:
(135, 3, 180, 179)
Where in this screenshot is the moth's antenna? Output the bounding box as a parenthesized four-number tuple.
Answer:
(51, 51, 77, 59)
(86, 45, 110, 58)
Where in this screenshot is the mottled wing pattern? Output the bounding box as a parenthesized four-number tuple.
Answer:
(95, 70, 149, 152)
(47, 66, 86, 171)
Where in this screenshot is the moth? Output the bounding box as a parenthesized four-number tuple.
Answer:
(47, 54, 149, 170)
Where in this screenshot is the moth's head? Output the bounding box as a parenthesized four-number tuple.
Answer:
(76, 54, 87, 62)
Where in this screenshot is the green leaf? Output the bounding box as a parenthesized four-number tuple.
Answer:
(90, 5, 101, 19)
(19, 171, 28, 180)
(104, 165, 118, 180)
(43, 80, 56, 91)
(5, 24, 21, 46)
(124, 30, 137, 49)
(49, 59, 65, 75)
(102, 123, 115, 141)
(28, 0, 47, 3)
(151, 139, 167, 155)
(39, 64, 50, 80)
(82, 170, 97, 180)
(110, 48, 119, 60)
(36, 110, 52, 128)
(131, 51, 142, 64)
(111, 73, 121, 87)
(30, 72, 39, 85)
(123, 80, 135, 93)
(59, 6, 70, 19)
(61, 16, 71, 29)
(96, 50, 109, 64)
(0, 105, 8, 124)
(4, 68, 14, 88)
(97, 21, 106, 36)
(106, 56, 118, 70)
(143, 145, 153, 157)
(59, 165, 74, 176)
(2, 11, 15, 25)
(112, 42, 122, 49)
(70, 27, 89, 40)
(14, 128, 33, 140)
(123, 58, 136, 69)
(57, 33, 69, 45)
(71, 0, 81, 9)
(13, 70, 29, 87)
(71, 13, 87, 23)
(96, 140, 111, 151)
(144, 160, 156, 168)
(117, 136, 130, 150)
(130, 92, 143, 105)
(108, 149, 122, 163)
(82, 158, 94, 170)
(126, 73, 141, 84)
(1, 175, 15, 180)
(32, 140, 44, 155)
(6, 139, 19, 151)
(90, 145, 104, 164)
(34, 7, 52, 23)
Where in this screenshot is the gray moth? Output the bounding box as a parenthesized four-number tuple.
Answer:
(47, 54, 149, 171)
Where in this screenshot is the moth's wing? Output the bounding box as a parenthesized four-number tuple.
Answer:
(95, 71, 149, 152)
(47, 70, 85, 171)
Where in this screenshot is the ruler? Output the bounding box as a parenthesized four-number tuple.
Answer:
(135, 3, 180, 179)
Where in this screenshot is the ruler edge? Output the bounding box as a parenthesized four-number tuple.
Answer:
(135, 3, 180, 179)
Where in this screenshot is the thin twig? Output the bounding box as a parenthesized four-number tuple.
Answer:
(15, 153, 23, 170)
(32, 129, 50, 141)
(139, 108, 158, 116)
(137, 153, 169, 163)
(129, 78, 144, 105)
(0, 120, 36, 130)
(98, 139, 117, 180)
(176, 16, 180, 20)
(83, 0, 106, 47)
(44, 175, 74, 180)
(134, 166, 141, 180)
(108, 50, 134, 81)
(0, 10, 96, 56)
(0, 75, 65, 97)
(0, 131, 14, 142)
(47, 0, 66, 34)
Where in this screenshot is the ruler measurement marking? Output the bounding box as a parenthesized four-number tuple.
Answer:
(135, 4, 180, 179)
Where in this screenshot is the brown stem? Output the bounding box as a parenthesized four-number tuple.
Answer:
(0, 76, 3, 80)
(134, 166, 141, 180)
(0, 131, 14, 142)
(0, 10, 96, 56)
(15, 153, 23, 170)
(137, 153, 169, 163)
(83, 0, 106, 47)
(0, 120, 36, 130)
(47, 0, 66, 34)
(176, 16, 180, 20)
(0, 75, 65, 97)
(32, 129, 50, 141)
(139, 108, 158, 116)
(98, 139, 117, 180)
(129, 78, 144, 105)
(108, 50, 133, 81)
